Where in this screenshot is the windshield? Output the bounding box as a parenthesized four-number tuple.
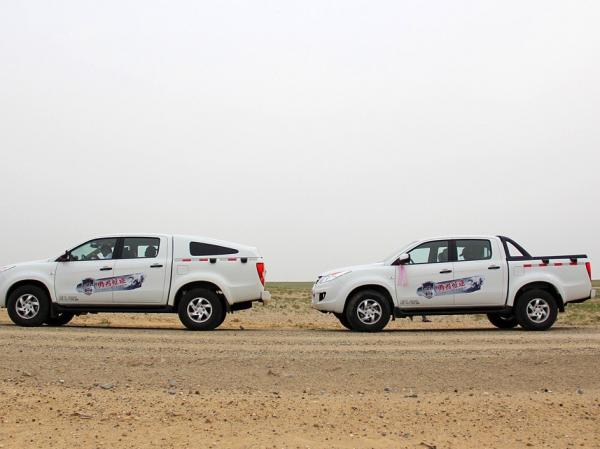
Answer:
(381, 241, 417, 263)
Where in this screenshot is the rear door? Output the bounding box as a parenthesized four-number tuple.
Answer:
(452, 238, 506, 306)
(111, 236, 169, 305)
(394, 240, 455, 308)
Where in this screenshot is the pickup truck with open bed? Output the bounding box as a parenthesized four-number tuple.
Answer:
(312, 235, 594, 331)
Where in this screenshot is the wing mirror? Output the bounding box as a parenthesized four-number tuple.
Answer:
(58, 250, 72, 262)
(398, 253, 410, 265)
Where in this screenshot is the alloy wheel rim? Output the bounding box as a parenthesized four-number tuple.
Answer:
(357, 299, 382, 325)
(15, 294, 40, 319)
(187, 297, 213, 323)
(526, 298, 550, 323)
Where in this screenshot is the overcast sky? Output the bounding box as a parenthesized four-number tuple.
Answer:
(0, 0, 598, 280)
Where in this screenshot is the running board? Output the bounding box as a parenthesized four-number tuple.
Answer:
(394, 305, 511, 318)
(54, 304, 174, 314)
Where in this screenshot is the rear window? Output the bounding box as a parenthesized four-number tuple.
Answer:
(456, 239, 492, 261)
(189, 242, 239, 256)
(122, 237, 160, 259)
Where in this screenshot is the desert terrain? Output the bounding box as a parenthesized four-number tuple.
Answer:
(0, 282, 599, 448)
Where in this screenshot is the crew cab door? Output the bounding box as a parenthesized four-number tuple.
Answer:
(54, 237, 118, 305)
(452, 239, 506, 306)
(111, 236, 169, 305)
(394, 240, 455, 308)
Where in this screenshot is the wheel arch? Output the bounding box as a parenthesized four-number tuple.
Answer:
(513, 281, 564, 312)
(6, 280, 53, 305)
(173, 281, 229, 312)
(344, 284, 395, 318)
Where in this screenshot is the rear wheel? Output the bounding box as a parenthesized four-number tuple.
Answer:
(7, 285, 50, 327)
(45, 312, 75, 326)
(515, 289, 558, 331)
(334, 312, 352, 330)
(178, 288, 224, 331)
(345, 290, 391, 332)
(487, 312, 518, 329)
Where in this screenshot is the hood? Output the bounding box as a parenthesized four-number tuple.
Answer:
(2, 258, 57, 271)
(318, 262, 385, 278)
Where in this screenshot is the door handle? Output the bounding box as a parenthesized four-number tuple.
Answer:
(150, 264, 163, 268)
(488, 265, 501, 270)
(439, 269, 452, 274)
(99, 266, 112, 271)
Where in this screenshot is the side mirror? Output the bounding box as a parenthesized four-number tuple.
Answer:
(398, 253, 410, 265)
(58, 250, 72, 262)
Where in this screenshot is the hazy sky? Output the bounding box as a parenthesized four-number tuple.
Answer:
(0, 1, 599, 280)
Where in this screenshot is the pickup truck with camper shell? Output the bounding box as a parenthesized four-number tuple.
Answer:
(0, 234, 271, 330)
(312, 236, 595, 332)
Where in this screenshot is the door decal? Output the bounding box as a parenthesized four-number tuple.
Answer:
(417, 276, 484, 299)
(76, 274, 145, 295)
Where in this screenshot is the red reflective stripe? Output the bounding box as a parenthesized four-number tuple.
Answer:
(570, 262, 578, 266)
(554, 262, 563, 266)
(181, 258, 192, 262)
(227, 258, 237, 261)
(523, 264, 533, 268)
(199, 258, 209, 262)
(539, 263, 548, 267)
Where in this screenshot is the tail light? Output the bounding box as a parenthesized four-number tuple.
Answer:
(585, 262, 592, 280)
(256, 262, 265, 286)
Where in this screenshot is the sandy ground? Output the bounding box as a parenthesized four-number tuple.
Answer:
(0, 287, 599, 449)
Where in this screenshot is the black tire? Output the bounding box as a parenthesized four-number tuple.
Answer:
(177, 288, 224, 331)
(487, 312, 518, 329)
(7, 285, 51, 327)
(45, 312, 75, 326)
(334, 312, 352, 330)
(515, 289, 558, 331)
(215, 308, 227, 328)
(345, 290, 391, 332)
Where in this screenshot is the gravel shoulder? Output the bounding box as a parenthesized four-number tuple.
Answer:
(1, 284, 599, 448)
(1, 310, 599, 448)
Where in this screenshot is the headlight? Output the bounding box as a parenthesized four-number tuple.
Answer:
(317, 270, 351, 284)
(0, 265, 15, 273)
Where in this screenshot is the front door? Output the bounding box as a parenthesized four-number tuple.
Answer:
(112, 236, 168, 305)
(394, 240, 455, 308)
(54, 237, 118, 305)
(452, 239, 506, 306)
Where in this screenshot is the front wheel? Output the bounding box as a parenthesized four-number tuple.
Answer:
(487, 312, 518, 329)
(178, 288, 224, 331)
(515, 289, 558, 331)
(334, 312, 352, 330)
(345, 290, 391, 332)
(7, 285, 50, 327)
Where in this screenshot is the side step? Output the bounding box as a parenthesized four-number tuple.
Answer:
(394, 305, 511, 318)
(54, 304, 174, 314)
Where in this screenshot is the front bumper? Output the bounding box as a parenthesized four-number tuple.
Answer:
(311, 282, 346, 314)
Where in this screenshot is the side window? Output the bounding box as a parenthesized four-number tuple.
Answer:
(70, 238, 118, 261)
(189, 242, 239, 256)
(121, 237, 160, 259)
(407, 241, 449, 264)
(456, 239, 492, 261)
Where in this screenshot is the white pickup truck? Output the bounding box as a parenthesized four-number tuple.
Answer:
(312, 235, 594, 331)
(0, 234, 270, 330)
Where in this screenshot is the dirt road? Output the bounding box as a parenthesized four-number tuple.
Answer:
(1, 311, 599, 449)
